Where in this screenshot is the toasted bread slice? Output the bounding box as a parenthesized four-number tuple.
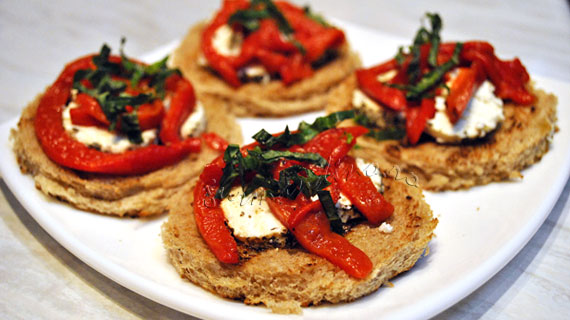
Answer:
(11, 92, 242, 217)
(327, 75, 558, 191)
(171, 22, 361, 117)
(161, 175, 437, 314)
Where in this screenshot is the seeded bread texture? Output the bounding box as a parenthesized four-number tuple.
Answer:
(161, 176, 437, 314)
(11, 92, 242, 217)
(327, 74, 558, 191)
(171, 22, 361, 117)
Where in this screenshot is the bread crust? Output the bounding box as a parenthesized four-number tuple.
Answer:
(161, 176, 437, 314)
(327, 75, 558, 191)
(171, 22, 361, 117)
(11, 91, 242, 217)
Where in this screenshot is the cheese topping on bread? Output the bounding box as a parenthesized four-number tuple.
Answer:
(212, 24, 243, 57)
(426, 80, 504, 143)
(62, 90, 207, 153)
(221, 158, 387, 244)
(221, 186, 288, 243)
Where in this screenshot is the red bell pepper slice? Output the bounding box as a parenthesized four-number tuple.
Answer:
(194, 166, 240, 264)
(405, 98, 436, 145)
(335, 156, 393, 224)
(201, 132, 230, 152)
(289, 209, 373, 279)
(34, 55, 201, 176)
(445, 63, 485, 124)
(302, 126, 369, 165)
(356, 68, 407, 111)
(159, 78, 196, 144)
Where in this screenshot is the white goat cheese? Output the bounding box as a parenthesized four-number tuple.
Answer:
(426, 80, 504, 143)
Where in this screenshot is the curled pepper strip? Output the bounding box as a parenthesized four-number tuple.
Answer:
(34, 55, 201, 175)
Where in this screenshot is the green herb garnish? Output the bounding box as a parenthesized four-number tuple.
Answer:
(317, 190, 343, 234)
(355, 113, 406, 141)
(215, 144, 329, 200)
(72, 39, 180, 143)
(388, 13, 460, 101)
(228, 0, 305, 53)
(252, 110, 355, 148)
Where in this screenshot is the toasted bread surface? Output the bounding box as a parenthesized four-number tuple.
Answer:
(171, 22, 361, 117)
(327, 75, 558, 191)
(11, 92, 242, 217)
(161, 176, 437, 314)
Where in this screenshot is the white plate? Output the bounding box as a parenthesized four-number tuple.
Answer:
(1, 21, 569, 320)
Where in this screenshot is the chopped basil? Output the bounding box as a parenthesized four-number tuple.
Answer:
(215, 144, 328, 200)
(355, 113, 406, 141)
(317, 190, 343, 234)
(388, 13, 460, 101)
(227, 0, 306, 53)
(252, 110, 355, 148)
(72, 40, 180, 143)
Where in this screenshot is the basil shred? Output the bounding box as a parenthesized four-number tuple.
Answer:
(227, 0, 306, 54)
(387, 13, 462, 101)
(71, 39, 180, 143)
(354, 113, 406, 141)
(215, 111, 356, 233)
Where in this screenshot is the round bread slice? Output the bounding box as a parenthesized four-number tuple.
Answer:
(161, 175, 437, 314)
(11, 92, 242, 217)
(170, 22, 361, 117)
(327, 75, 558, 191)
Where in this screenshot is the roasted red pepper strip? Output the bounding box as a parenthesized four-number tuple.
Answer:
(302, 126, 369, 165)
(356, 68, 407, 111)
(283, 207, 373, 279)
(159, 78, 196, 144)
(405, 98, 436, 145)
(194, 163, 240, 264)
(446, 64, 485, 124)
(201, 132, 230, 152)
(34, 55, 201, 175)
(335, 156, 394, 224)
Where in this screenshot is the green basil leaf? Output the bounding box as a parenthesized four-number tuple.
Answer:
(317, 190, 343, 234)
(260, 150, 328, 167)
(119, 112, 143, 144)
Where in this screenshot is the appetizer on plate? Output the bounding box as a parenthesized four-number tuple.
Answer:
(162, 112, 437, 314)
(11, 42, 242, 217)
(171, 0, 360, 117)
(328, 13, 558, 191)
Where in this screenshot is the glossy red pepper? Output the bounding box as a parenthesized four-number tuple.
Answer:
(302, 126, 369, 165)
(201, 132, 230, 152)
(335, 156, 394, 224)
(193, 163, 240, 264)
(405, 98, 436, 145)
(446, 63, 485, 124)
(159, 78, 196, 144)
(355, 67, 407, 111)
(201, 0, 345, 86)
(34, 55, 201, 175)
(266, 198, 372, 278)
